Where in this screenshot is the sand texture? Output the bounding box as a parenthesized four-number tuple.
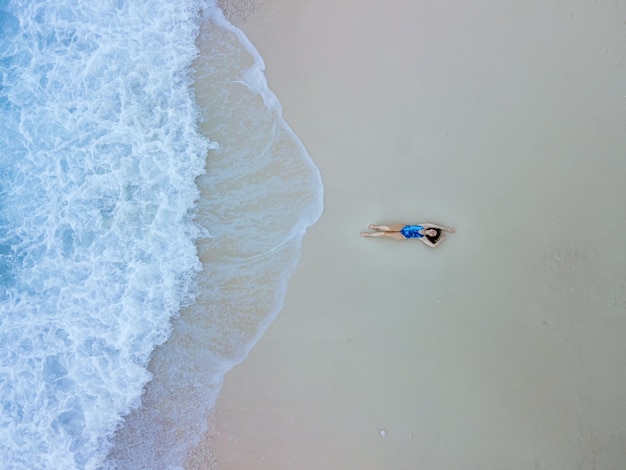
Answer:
(203, 0, 626, 468)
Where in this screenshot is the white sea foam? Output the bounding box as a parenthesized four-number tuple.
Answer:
(0, 1, 212, 468)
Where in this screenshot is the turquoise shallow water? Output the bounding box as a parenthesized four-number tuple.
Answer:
(0, 1, 322, 468)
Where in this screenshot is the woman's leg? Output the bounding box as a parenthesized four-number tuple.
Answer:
(361, 231, 406, 240)
(368, 223, 406, 232)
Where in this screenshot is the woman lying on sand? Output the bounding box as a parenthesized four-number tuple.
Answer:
(360, 223, 455, 247)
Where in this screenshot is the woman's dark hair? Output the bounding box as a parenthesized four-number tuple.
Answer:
(425, 228, 442, 244)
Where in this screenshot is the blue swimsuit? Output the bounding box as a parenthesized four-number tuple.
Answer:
(400, 225, 424, 239)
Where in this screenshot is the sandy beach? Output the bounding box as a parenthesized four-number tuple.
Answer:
(202, 0, 626, 468)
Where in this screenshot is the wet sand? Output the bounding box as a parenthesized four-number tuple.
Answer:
(203, 0, 626, 468)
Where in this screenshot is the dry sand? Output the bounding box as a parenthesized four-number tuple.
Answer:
(203, 0, 626, 468)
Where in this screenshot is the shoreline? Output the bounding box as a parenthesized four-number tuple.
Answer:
(201, 0, 626, 468)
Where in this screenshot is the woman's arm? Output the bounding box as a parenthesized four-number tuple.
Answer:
(422, 223, 455, 233)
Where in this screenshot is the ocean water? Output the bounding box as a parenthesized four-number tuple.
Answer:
(0, 1, 323, 468)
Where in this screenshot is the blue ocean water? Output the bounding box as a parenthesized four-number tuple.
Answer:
(0, 1, 323, 468)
